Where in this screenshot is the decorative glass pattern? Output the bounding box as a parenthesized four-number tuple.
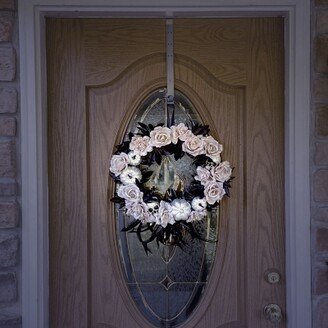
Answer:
(116, 90, 219, 327)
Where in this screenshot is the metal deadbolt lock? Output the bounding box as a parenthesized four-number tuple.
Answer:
(265, 270, 281, 284)
(263, 303, 283, 324)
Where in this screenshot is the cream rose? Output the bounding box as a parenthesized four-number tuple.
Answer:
(204, 181, 225, 205)
(171, 199, 191, 221)
(157, 201, 175, 228)
(203, 136, 222, 163)
(117, 184, 143, 202)
(194, 166, 213, 186)
(126, 201, 150, 223)
(182, 135, 205, 157)
(171, 123, 193, 144)
(187, 210, 207, 223)
(149, 126, 172, 148)
(109, 152, 129, 176)
(129, 135, 153, 156)
(211, 161, 232, 182)
(120, 167, 142, 184)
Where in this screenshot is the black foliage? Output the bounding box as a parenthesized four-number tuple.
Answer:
(121, 219, 141, 232)
(191, 122, 210, 136)
(193, 154, 209, 167)
(154, 149, 162, 165)
(110, 195, 123, 203)
(109, 172, 121, 182)
(115, 140, 130, 153)
(140, 170, 153, 183)
(223, 178, 233, 197)
(184, 182, 204, 201)
(136, 122, 163, 137)
(121, 218, 216, 255)
(128, 132, 134, 140)
(174, 150, 185, 161)
(163, 187, 183, 202)
(136, 125, 149, 136)
(142, 188, 158, 203)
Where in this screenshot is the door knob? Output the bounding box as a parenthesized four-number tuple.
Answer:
(263, 304, 283, 324)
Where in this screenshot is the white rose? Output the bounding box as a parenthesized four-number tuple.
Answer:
(191, 197, 207, 211)
(182, 135, 205, 157)
(204, 181, 225, 205)
(171, 123, 193, 144)
(149, 126, 172, 148)
(109, 152, 129, 176)
(211, 161, 232, 182)
(129, 135, 153, 156)
(187, 210, 207, 223)
(171, 199, 191, 221)
(126, 201, 149, 223)
(202, 136, 222, 163)
(120, 167, 142, 184)
(157, 201, 175, 228)
(127, 152, 141, 166)
(117, 184, 143, 202)
(194, 166, 213, 186)
(147, 214, 158, 224)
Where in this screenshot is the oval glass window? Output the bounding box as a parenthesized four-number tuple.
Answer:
(115, 89, 219, 327)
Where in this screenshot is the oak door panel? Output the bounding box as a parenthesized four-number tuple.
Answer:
(47, 18, 285, 328)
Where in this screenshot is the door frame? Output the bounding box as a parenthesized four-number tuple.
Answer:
(18, 1, 311, 327)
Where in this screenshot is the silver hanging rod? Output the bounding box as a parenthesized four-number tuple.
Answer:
(166, 19, 174, 104)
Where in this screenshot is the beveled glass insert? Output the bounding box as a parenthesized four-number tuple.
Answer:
(116, 89, 219, 327)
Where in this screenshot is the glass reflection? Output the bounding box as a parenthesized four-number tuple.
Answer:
(116, 89, 219, 327)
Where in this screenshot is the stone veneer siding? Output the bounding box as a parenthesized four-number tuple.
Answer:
(312, 1, 328, 327)
(0, 1, 325, 327)
(0, 0, 21, 327)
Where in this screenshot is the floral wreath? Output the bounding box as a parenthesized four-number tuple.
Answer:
(109, 121, 233, 253)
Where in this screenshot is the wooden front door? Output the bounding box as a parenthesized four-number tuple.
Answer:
(47, 18, 285, 327)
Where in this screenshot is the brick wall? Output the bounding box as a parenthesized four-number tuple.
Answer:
(0, 0, 21, 327)
(312, 1, 328, 327)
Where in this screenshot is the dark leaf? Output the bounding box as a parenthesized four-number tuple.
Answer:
(142, 243, 152, 255)
(193, 154, 208, 166)
(121, 219, 141, 232)
(174, 150, 185, 161)
(116, 141, 130, 153)
(109, 172, 121, 182)
(111, 196, 124, 204)
(154, 151, 162, 165)
(137, 127, 150, 136)
(195, 125, 210, 136)
(141, 170, 153, 180)
(138, 122, 149, 130)
(223, 181, 231, 197)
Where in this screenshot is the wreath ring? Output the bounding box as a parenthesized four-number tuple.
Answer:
(109, 121, 233, 253)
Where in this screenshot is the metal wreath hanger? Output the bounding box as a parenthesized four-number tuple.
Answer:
(165, 19, 175, 127)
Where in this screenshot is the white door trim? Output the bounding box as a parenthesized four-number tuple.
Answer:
(18, 1, 311, 327)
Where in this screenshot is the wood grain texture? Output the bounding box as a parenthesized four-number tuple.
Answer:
(174, 19, 250, 86)
(47, 19, 88, 328)
(84, 19, 165, 86)
(87, 58, 166, 328)
(47, 18, 285, 327)
(87, 55, 245, 327)
(245, 18, 285, 328)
